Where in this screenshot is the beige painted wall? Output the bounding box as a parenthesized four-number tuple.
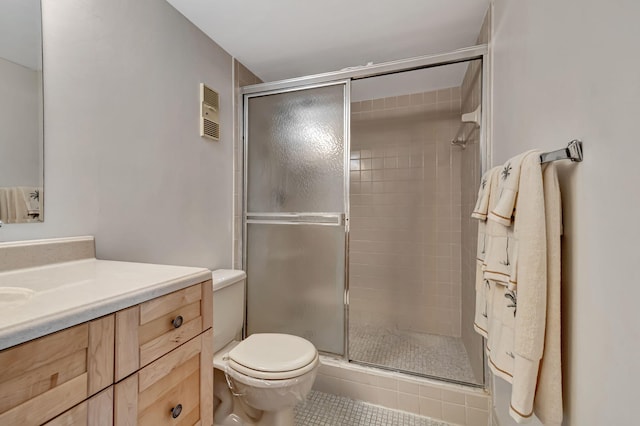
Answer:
(1, 0, 240, 271)
(491, 1, 640, 424)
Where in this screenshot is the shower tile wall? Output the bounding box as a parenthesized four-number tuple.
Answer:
(233, 60, 262, 269)
(350, 88, 462, 337)
(459, 12, 491, 384)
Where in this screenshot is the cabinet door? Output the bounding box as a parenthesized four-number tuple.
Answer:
(114, 329, 213, 426)
(0, 315, 114, 425)
(115, 281, 212, 381)
(44, 386, 114, 426)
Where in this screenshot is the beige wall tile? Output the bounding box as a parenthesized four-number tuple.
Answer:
(411, 93, 424, 105)
(423, 91, 437, 104)
(398, 393, 420, 414)
(397, 94, 411, 107)
(466, 407, 490, 426)
(419, 384, 442, 399)
(419, 397, 443, 419)
(372, 98, 386, 110)
(442, 402, 467, 425)
(377, 388, 398, 409)
(385, 96, 398, 109)
(442, 389, 466, 404)
(465, 393, 489, 410)
(350, 87, 480, 366)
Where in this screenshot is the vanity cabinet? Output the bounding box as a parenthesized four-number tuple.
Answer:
(114, 281, 213, 426)
(114, 330, 212, 426)
(0, 315, 115, 425)
(0, 280, 213, 426)
(43, 387, 114, 426)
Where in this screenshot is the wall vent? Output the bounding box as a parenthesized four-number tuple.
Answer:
(200, 83, 220, 140)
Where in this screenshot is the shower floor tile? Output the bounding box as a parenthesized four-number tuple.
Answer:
(349, 326, 479, 385)
(294, 390, 451, 426)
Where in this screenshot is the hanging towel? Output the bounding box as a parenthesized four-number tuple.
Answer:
(473, 166, 500, 337)
(532, 162, 563, 426)
(472, 168, 494, 220)
(506, 152, 548, 423)
(472, 151, 563, 424)
(488, 150, 536, 226)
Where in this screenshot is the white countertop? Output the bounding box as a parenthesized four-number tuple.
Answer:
(0, 258, 211, 350)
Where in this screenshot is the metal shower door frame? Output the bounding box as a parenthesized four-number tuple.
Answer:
(240, 44, 490, 366)
(242, 79, 352, 357)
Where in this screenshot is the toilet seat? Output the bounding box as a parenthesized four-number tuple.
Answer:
(227, 333, 318, 380)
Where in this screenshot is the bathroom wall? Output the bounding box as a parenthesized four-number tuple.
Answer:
(232, 61, 261, 269)
(0, 0, 253, 271)
(491, 0, 640, 424)
(459, 11, 490, 387)
(349, 88, 462, 337)
(0, 57, 40, 186)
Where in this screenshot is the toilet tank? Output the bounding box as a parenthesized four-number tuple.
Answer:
(212, 269, 247, 353)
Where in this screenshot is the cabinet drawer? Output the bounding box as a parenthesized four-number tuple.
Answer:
(114, 329, 213, 426)
(0, 315, 115, 426)
(44, 386, 114, 426)
(115, 281, 212, 381)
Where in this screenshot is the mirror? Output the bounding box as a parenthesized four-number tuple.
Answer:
(0, 0, 43, 224)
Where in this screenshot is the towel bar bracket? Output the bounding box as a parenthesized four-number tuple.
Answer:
(540, 140, 583, 164)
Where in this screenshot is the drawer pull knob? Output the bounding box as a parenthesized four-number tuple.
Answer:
(171, 403, 183, 419)
(172, 315, 184, 329)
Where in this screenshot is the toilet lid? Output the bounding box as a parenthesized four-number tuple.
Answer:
(228, 333, 317, 374)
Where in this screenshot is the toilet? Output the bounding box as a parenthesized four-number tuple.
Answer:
(211, 269, 319, 426)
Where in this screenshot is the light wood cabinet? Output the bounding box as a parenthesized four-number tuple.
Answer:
(114, 330, 213, 426)
(114, 281, 213, 426)
(0, 315, 114, 425)
(44, 387, 114, 426)
(0, 280, 213, 426)
(115, 281, 213, 382)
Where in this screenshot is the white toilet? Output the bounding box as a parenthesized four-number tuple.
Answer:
(212, 269, 319, 426)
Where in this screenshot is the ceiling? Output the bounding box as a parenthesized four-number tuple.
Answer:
(166, 0, 489, 83)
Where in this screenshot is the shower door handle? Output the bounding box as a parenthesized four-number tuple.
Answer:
(246, 213, 345, 226)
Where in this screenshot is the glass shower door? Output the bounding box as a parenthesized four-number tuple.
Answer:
(244, 82, 348, 355)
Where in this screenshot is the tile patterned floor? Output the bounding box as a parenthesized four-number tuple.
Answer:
(294, 391, 451, 426)
(349, 326, 479, 385)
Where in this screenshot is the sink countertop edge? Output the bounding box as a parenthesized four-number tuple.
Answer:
(0, 263, 212, 350)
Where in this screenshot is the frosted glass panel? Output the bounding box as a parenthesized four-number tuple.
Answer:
(247, 85, 345, 213)
(246, 223, 345, 355)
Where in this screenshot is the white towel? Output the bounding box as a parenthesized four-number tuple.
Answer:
(532, 163, 563, 426)
(472, 168, 494, 220)
(473, 167, 501, 337)
(488, 150, 536, 226)
(473, 152, 561, 424)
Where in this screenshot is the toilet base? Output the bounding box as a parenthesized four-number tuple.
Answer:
(214, 413, 245, 426)
(256, 408, 294, 426)
(214, 408, 294, 426)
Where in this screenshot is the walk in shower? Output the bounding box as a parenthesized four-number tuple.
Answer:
(242, 48, 486, 388)
(348, 60, 484, 385)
